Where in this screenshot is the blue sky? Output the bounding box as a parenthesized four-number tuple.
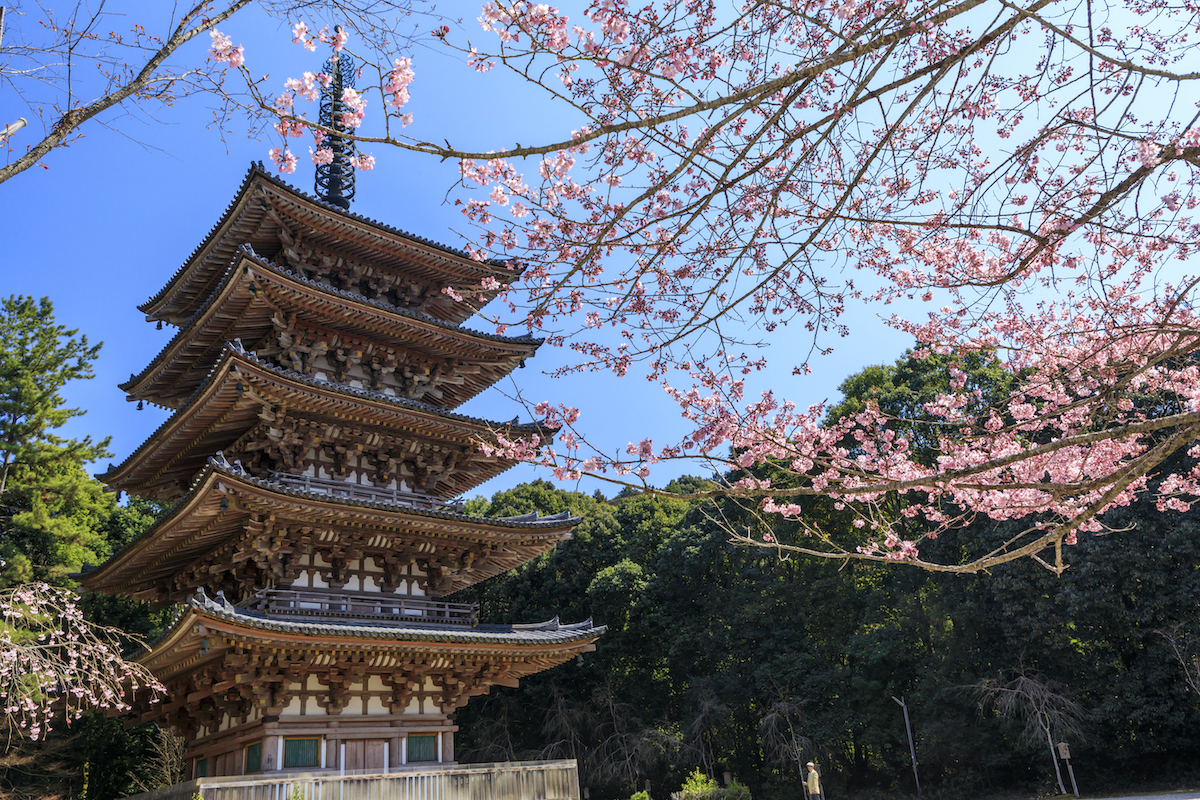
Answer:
(0, 2, 913, 500)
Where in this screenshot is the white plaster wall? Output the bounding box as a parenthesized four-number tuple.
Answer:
(309, 564, 329, 590)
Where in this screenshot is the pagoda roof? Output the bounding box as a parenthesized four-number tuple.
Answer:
(124, 247, 540, 410)
(79, 460, 580, 603)
(173, 588, 603, 650)
(136, 590, 604, 722)
(102, 345, 550, 501)
(140, 163, 519, 327)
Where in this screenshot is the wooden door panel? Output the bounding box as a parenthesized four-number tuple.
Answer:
(345, 739, 364, 771)
(366, 739, 386, 770)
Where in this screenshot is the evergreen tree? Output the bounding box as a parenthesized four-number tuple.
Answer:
(0, 296, 112, 586)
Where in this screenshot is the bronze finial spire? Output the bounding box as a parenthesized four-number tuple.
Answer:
(315, 31, 356, 210)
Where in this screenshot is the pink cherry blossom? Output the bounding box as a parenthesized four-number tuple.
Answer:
(384, 58, 416, 108)
(0, 583, 163, 740)
(214, 1, 1200, 574)
(268, 146, 297, 174)
(207, 29, 244, 69)
(291, 21, 316, 51)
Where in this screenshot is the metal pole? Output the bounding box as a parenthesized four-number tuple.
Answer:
(892, 696, 922, 798)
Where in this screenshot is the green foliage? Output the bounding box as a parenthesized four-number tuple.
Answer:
(74, 713, 161, 800)
(724, 780, 751, 800)
(679, 769, 720, 800)
(456, 361, 1200, 800)
(82, 497, 176, 643)
(663, 475, 719, 496)
(467, 478, 594, 519)
(631, 792, 651, 800)
(826, 349, 1013, 467)
(0, 713, 169, 800)
(0, 297, 169, 796)
(674, 770, 752, 800)
(0, 295, 112, 586)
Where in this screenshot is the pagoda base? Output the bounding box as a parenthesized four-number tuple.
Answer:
(186, 711, 457, 779)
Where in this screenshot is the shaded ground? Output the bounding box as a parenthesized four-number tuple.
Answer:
(1028, 793, 1200, 800)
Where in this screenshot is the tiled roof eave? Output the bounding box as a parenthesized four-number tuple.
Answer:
(232, 245, 540, 347)
(208, 458, 579, 529)
(83, 460, 581, 596)
(139, 164, 522, 317)
(125, 247, 543, 396)
(186, 592, 607, 646)
(102, 344, 554, 488)
(134, 596, 605, 663)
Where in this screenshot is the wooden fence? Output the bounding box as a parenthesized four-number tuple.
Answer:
(268, 473, 464, 512)
(124, 760, 581, 800)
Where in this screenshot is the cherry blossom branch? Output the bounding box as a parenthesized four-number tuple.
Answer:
(0, 1, 251, 185)
(0, 583, 163, 741)
(192, 0, 1200, 571)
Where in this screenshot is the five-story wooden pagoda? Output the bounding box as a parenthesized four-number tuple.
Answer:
(80, 157, 602, 779)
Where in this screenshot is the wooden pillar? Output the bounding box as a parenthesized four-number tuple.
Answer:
(263, 735, 280, 771)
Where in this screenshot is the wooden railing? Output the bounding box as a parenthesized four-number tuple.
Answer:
(268, 472, 464, 512)
(246, 588, 479, 627)
(124, 759, 581, 800)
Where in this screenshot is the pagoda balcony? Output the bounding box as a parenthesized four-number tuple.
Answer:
(245, 588, 480, 627)
(267, 471, 465, 513)
(123, 759, 581, 800)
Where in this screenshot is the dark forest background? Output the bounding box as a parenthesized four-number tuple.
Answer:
(3, 298, 1198, 800)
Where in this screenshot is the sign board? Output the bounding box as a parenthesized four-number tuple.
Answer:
(1057, 742, 1071, 760)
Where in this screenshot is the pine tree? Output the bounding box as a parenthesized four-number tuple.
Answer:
(0, 296, 112, 586)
